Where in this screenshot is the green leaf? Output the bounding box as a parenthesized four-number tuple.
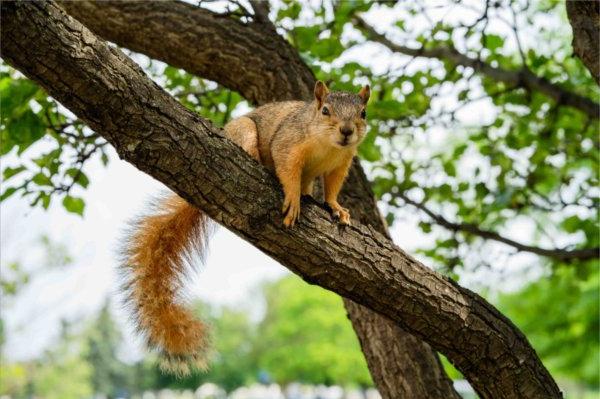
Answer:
(443, 160, 456, 177)
(41, 193, 51, 210)
(484, 34, 504, 52)
(4, 109, 46, 154)
(66, 168, 89, 188)
(562, 215, 582, 233)
(62, 195, 85, 216)
(385, 213, 395, 226)
(0, 77, 39, 121)
(419, 221, 432, 233)
(31, 172, 52, 186)
(0, 187, 17, 202)
(2, 165, 26, 181)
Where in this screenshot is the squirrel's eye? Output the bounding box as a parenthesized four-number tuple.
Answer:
(360, 109, 366, 119)
(322, 107, 330, 116)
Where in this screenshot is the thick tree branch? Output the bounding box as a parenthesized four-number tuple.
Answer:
(355, 16, 600, 119)
(566, 1, 600, 84)
(1, 2, 562, 398)
(58, 0, 313, 106)
(56, 1, 460, 397)
(398, 192, 599, 261)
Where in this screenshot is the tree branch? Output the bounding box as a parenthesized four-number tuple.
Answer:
(354, 16, 599, 119)
(566, 1, 600, 84)
(397, 192, 599, 262)
(56, 1, 460, 397)
(1, 2, 562, 398)
(248, 0, 272, 26)
(58, 0, 314, 106)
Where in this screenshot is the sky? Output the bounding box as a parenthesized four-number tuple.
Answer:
(0, 0, 560, 362)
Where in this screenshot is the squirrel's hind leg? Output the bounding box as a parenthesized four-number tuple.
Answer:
(223, 116, 261, 162)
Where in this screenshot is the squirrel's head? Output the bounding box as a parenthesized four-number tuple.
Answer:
(313, 80, 370, 148)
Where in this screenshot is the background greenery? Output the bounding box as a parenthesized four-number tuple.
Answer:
(0, 240, 373, 397)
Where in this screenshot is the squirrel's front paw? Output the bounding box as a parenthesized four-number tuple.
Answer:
(328, 202, 351, 225)
(282, 196, 301, 227)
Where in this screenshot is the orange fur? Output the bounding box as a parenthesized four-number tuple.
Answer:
(324, 156, 354, 224)
(275, 144, 305, 227)
(121, 194, 210, 376)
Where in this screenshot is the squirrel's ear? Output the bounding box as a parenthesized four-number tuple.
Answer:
(358, 84, 370, 105)
(314, 80, 329, 107)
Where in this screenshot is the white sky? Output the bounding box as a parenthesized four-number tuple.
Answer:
(0, 0, 569, 362)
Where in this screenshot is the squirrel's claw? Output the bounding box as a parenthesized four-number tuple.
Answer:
(282, 196, 301, 227)
(334, 208, 351, 225)
(327, 202, 351, 225)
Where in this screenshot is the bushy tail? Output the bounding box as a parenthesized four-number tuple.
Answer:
(120, 193, 211, 376)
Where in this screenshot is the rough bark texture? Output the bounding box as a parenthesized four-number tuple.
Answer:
(58, 2, 460, 398)
(340, 163, 461, 399)
(566, 1, 600, 85)
(343, 299, 455, 398)
(59, 0, 314, 105)
(1, 2, 563, 398)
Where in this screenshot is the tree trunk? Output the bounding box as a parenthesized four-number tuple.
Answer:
(58, 1, 460, 397)
(0, 2, 562, 398)
(566, 1, 600, 85)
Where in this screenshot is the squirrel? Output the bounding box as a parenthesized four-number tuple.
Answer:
(120, 80, 370, 375)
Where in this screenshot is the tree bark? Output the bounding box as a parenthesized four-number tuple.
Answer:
(58, 0, 314, 106)
(566, 1, 600, 85)
(1, 2, 563, 398)
(57, 1, 460, 397)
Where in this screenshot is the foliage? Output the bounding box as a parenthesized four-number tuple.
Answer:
(203, 305, 259, 390)
(32, 322, 94, 399)
(0, 275, 375, 396)
(153, 302, 259, 391)
(161, 64, 246, 126)
(0, 361, 28, 397)
(153, 276, 372, 390)
(256, 276, 372, 386)
(498, 264, 600, 387)
(1, 66, 108, 216)
(84, 300, 131, 397)
(273, 0, 599, 274)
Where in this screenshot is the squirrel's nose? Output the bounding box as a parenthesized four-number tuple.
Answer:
(340, 127, 353, 137)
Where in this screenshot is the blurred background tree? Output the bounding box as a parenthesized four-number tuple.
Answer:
(255, 277, 372, 386)
(1, 0, 598, 397)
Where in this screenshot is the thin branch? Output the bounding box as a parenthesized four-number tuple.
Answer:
(463, 0, 489, 37)
(354, 16, 600, 119)
(396, 191, 599, 262)
(508, 2, 526, 64)
(248, 0, 273, 27)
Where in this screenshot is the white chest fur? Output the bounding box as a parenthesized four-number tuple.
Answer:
(303, 141, 353, 180)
